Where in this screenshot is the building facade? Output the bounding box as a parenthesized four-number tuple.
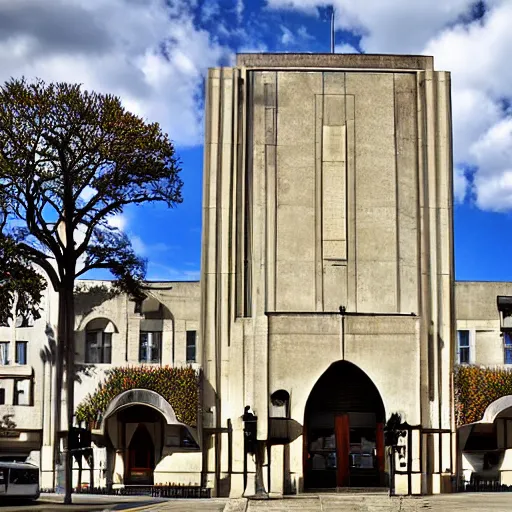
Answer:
(455, 282, 512, 487)
(0, 279, 203, 490)
(0, 280, 58, 466)
(11, 53, 512, 496)
(201, 53, 455, 496)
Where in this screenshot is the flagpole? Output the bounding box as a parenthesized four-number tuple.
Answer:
(331, 7, 335, 53)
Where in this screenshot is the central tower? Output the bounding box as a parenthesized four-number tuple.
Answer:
(200, 53, 455, 497)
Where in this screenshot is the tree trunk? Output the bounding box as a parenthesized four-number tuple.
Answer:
(62, 282, 75, 505)
(53, 291, 65, 490)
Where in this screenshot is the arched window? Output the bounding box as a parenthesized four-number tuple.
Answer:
(138, 297, 171, 364)
(85, 318, 116, 364)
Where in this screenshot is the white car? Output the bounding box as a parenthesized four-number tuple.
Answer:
(0, 462, 39, 500)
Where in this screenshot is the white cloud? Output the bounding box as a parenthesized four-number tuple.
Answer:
(335, 43, 359, 53)
(130, 234, 146, 255)
(267, 0, 476, 52)
(267, 0, 512, 210)
(130, 234, 171, 257)
(424, 1, 512, 209)
(453, 166, 468, 203)
(281, 26, 296, 45)
(280, 24, 315, 47)
(106, 213, 127, 231)
(236, 0, 244, 23)
(297, 26, 314, 41)
(79, 186, 96, 203)
(147, 262, 200, 281)
(0, 0, 229, 146)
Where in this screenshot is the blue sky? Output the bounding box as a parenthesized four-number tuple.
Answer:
(1, 0, 512, 282)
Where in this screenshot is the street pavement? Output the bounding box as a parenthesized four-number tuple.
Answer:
(3, 492, 512, 512)
(0, 495, 226, 512)
(246, 493, 512, 512)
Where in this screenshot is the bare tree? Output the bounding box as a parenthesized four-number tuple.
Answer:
(0, 78, 183, 503)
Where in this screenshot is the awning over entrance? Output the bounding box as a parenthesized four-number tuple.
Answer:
(97, 388, 195, 439)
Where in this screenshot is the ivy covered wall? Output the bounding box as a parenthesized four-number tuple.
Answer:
(75, 366, 201, 427)
(454, 365, 512, 427)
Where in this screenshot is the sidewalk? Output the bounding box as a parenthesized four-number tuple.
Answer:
(243, 493, 512, 512)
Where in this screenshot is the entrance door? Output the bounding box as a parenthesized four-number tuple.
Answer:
(303, 361, 386, 489)
(335, 414, 350, 487)
(127, 424, 155, 484)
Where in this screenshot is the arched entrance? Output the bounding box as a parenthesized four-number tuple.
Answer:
(459, 396, 512, 485)
(100, 389, 200, 487)
(118, 405, 162, 485)
(304, 361, 386, 489)
(127, 423, 155, 484)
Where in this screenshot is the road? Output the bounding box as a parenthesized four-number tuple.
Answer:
(0, 495, 227, 511)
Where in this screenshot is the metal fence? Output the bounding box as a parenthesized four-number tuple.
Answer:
(461, 478, 512, 492)
(41, 485, 211, 498)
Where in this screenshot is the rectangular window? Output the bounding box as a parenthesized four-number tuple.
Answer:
(139, 332, 162, 364)
(85, 331, 112, 364)
(15, 342, 27, 365)
(0, 389, 5, 405)
(186, 331, 196, 364)
(457, 330, 470, 364)
(13, 380, 30, 406)
(505, 332, 512, 365)
(0, 342, 9, 365)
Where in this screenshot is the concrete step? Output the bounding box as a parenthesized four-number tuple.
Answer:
(247, 495, 431, 512)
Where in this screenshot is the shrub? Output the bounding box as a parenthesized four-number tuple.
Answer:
(454, 365, 512, 427)
(75, 366, 200, 427)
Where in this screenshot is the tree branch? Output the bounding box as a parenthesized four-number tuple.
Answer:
(18, 242, 60, 291)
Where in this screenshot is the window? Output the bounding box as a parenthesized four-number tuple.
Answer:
(139, 332, 162, 363)
(0, 342, 9, 365)
(505, 332, 512, 364)
(85, 331, 112, 364)
(457, 330, 470, 364)
(13, 380, 30, 406)
(15, 342, 27, 365)
(186, 331, 196, 364)
(0, 389, 5, 405)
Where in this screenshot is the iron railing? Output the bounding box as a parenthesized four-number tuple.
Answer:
(41, 485, 211, 498)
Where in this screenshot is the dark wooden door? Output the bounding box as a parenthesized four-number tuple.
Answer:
(335, 414, 350, 487)
(127, 424, 155, 484)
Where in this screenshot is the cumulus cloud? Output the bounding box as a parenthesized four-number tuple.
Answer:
(106, 213, 128, 232)
(267, 0, 476, 52)
(281, 25, 296, 45)
(0, 0, 229, 147)
(335, 43, 359, 53)
(279, 24, 315, 47)
(424, 1, 512, 210)
(267, 0, 512, 211)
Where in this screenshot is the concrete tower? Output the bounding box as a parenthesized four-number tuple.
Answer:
(200, 54, 455, 496)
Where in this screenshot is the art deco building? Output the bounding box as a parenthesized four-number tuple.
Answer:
(201, 53, 455, 495)
(0, 53, 461, 496)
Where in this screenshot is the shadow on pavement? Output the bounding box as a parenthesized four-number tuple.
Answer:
(0, 496, 164, 511)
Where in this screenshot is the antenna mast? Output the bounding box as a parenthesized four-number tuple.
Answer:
(330, 6, 335, 53)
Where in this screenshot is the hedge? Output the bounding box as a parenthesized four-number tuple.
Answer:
(75, 366, 200, 427)
(454, 365, 512, 427)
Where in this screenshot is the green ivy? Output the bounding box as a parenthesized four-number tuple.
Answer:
(454, 365, 512, 427)
(75, 366, 200, 427)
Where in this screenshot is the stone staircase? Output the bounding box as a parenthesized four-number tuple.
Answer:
(247, 494, 431, 512)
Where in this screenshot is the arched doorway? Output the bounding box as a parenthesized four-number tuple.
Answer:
(128, 424, 155, 485)
(304, 361, 386, 489)
(118, 405, 162, 485)
(459, 396, 512, 485)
